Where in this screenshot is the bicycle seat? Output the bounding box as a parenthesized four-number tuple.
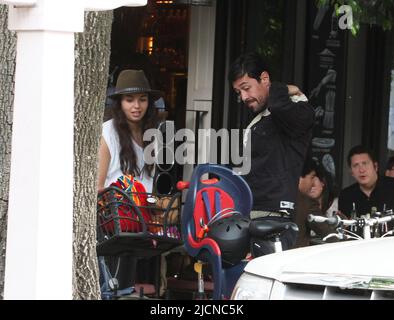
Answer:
(249, 220, 299, 239)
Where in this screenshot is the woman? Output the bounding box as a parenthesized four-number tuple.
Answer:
(309, 164, 338, 217)
(98, 69, 161, 192)
(97, 69, 161, 294)
(295, 158, 338, 248)
(304, 164, 343, 245)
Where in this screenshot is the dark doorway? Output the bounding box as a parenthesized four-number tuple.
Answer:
(212, 0, 292, 132)
(211, 0, 293, 167)
(108, 0, 191, 132)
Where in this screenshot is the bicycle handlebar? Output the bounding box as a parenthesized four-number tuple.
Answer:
(176, 181, 190, 191)
(338, 219, 358, 227)
(370, 215, 394, 225)
(309, 212, 394, 242)
(307, 214, 339, 226)
(308, 213, 394, 228)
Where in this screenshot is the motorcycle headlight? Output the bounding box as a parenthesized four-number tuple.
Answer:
(231, 272, 274, 300)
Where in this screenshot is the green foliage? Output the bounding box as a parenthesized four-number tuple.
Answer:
(316, 0, 394, 35)
(251, 0, 284, 80)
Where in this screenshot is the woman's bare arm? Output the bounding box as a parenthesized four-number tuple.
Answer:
(97, 137, 111, 192)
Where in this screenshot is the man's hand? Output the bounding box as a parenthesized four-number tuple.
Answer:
(287, 84, 308, 103)
(287, 84, 303, 96)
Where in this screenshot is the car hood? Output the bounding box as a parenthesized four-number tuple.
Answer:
(244, 237, 394, 289)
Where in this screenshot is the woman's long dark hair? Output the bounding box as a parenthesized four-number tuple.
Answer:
(315, 164, 338, 213)
(111, 94, 159, 177)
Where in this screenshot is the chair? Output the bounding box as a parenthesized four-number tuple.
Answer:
(181, 164, 253, 300)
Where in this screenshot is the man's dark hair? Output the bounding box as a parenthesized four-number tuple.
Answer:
(386, 156, 394, 170)
(228, 52, 271, 84)
(347, 145, 377, 167)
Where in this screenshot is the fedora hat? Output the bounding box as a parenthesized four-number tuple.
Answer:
(109, 69, 163, 100)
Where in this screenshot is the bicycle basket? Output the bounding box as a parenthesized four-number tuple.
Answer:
(97, 175, 183, 257)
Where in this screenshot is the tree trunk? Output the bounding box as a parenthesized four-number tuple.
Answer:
(73, 11, 113, 299)
(0, 5, 16, 300)
(0, 7, 112, 299)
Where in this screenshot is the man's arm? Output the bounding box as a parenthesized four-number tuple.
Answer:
(268, 82, 315, 138)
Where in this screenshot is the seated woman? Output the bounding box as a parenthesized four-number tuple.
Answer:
(307, 163, 342, 244)
(294, 158, 338, 247)
(309, 164, 338, 217)
(97, 69, 161, 293)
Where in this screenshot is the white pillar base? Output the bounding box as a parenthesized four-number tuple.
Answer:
(4, 31, 74, 300)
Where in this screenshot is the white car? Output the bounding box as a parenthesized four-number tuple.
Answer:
(231, 237, 394, 300)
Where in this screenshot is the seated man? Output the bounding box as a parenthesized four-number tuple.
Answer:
(338, 145, 394, 234)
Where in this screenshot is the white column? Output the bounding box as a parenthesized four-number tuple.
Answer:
(4, 1, 80, 298)
(2, 0, 147, 300)
(183, 2, 217, 180)
(4, 31, 77, 301)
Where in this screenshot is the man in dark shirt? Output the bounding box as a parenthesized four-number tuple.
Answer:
(228, 52, 315, 256)
(338, 145, 394, 234)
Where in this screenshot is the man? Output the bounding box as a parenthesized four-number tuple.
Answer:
(385, 156, 394, 178)
(338, 145, 394, 224)
(228, 52, 315, 256)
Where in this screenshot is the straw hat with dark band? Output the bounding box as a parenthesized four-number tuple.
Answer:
(109, 69, 163, 100)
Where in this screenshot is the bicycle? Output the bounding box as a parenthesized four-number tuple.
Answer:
(98, 164, 299, 300)
(96, 180, 183, 300)
(177, 170, 298, 299)
(308, 210, 394, 242)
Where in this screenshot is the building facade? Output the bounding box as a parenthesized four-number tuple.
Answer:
(108, 0, 394, 189)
